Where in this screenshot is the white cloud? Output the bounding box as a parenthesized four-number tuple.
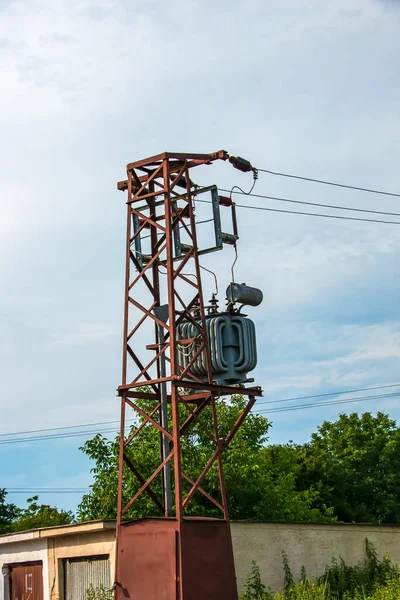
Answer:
(316, 323, 400, 368)
(51, 323, 119, 345)
(2, 0, 400, 504)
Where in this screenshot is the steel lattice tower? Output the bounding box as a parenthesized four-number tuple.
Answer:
(114, 151, 262, 600)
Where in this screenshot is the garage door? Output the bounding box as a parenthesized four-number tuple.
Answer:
(64, 555, 110, 600)
(9, 562, 43, 600)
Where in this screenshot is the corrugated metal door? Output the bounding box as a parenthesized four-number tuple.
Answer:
(64, 555, 110, 600)
(9, 562, 43, 600)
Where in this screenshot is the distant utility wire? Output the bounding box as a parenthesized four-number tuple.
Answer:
(257, 168, 400, 199)
(0, 384, 398, 446)
(6, 488, 90, 494)
(5, 390, 398, 494)
(219, 188, 400, 218)
(0, 427, 121, 446)
(0, 419, 135, 438)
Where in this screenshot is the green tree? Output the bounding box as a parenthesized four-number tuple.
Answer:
(11, 496, 74, 532)
(298, 412, 400, 523)
(1, 490, 73, 533)
(256, 444, 334, 522)
(0, 488, 18, 534)
(77, 396, 332, 522)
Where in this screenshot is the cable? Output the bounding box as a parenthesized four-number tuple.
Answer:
(5, 391, 400, 492)
(219, 189, 400, 219)
(2, 391, 396, 447)
(229, 166, 258, 200)
(0, 391, 394, 446)
(195, 197, 400, 226)
(200, 264, 219, 295)
(254, 382, 400, 407)
(0, 428, 121, 445)
(257, 168, 400, 199)
(6, 489, 90, 494)
(196, 217, 215, 225)
(7, 487, 89, 490)
(1, 384, 399, 441)
(1, 384, 399, 445)
(255, 391, 400, 416)
(0, 418, 131, 438)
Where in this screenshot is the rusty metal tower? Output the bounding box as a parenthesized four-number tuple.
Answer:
(114, 151, 263, 600)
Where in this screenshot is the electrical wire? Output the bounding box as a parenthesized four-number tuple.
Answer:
(255, 390, 400, 416)
(196, 217, 215, 225)
(0, 419, 134, 438)
(4, 486, 90, 494)
(1, 384, 399, 445)
(200, 264, 219, 295)
(219, 189, 400, 219)
(231, 244, 238, 283)
(194, 197, 400, 226)
(229, 166, 258, 200)
(257, 168, 400, 198)
(6, 489, 90, 494)
(1, 390, 395, 447)
(0, 427, 121, 445)
(254, 382, 400, 407)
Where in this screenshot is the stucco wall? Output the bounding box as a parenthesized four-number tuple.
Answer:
(0, 536, 49, 600)
(231, 522, 400, 592)
(2, 521, 400, 598)
(47, 529, 116, 600)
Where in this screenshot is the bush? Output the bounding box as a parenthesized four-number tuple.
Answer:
(86, 584, 113, 600)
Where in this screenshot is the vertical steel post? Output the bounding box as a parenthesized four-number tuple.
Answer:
(155, 307, 172, 515)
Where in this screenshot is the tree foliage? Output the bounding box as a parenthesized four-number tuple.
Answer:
(297, 412, 400, 523)
(0, 488, 18, 534)
(0, 490, 73, 534)
(5, 406, 400, 531)
(77, 395, 332, 522)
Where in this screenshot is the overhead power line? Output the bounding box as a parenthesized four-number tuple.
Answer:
(4, 390, 398, 494)
(1, 384, 398, 441)
(256, 391, 400, 416)
(195, 197, 400, 226)
(219, 188, 400, 218)
(0, 419, 132, 438)
(257, 168, 400, 199)
(255, 382, 400, 407)
(0, 427, 121, 446)
(0, 384, 398, 446)
(6, 488, 90, 494)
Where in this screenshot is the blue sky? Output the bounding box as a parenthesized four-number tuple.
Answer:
(1, 0, 400, 514)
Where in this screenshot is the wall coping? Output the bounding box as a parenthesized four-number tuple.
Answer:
(2, 518, 400, 546)
(0, 519, 116, 545)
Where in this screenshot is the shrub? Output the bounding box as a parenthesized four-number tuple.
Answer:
(240, 540, 400, 600)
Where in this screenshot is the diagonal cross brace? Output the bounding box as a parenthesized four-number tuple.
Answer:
(123, 454, 164, 514)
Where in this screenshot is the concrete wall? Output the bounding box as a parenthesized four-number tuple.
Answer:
(47, 529, 116, 600)
(231, 522, 400, 592)
(2, 521, 400, 598)
(0, 535, 48, 600)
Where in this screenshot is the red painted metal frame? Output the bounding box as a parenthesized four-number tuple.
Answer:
(115, 151, 263, 595)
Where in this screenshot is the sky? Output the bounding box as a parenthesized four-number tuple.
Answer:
(1, 0, 400, 514)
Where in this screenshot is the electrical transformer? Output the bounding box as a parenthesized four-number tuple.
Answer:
(177, 283, 262, 387)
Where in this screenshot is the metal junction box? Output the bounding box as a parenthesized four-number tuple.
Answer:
(116, 518, 238, 600)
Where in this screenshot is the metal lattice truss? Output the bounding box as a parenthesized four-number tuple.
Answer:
(116, 151, 263, 524)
